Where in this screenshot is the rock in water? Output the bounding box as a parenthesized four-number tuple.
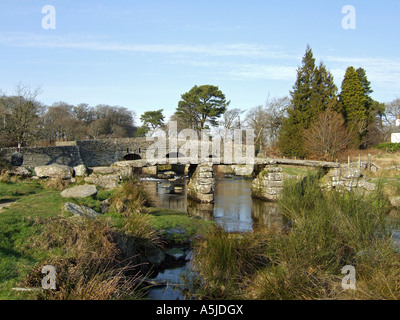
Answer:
(61, 185, 98, 198)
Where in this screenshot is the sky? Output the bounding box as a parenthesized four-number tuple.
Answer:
(0, 0, 399, 123)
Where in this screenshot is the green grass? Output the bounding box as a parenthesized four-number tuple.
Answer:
(184, 173, 400, 300)
(0, 186, 66, 299)
(0, 180, 43, 202)
(0, 178, 214, 299)
(148, 208, 216, 244)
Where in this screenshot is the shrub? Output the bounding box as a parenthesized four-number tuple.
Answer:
(376, 143, 400, 153)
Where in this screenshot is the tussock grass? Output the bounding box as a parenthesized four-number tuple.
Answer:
(186, 173, 400, 300)
(110, 179, 159, 216)
(44, 176, 71, 191)
(21, 215, 160, 300)
(187, 226, 277, 299)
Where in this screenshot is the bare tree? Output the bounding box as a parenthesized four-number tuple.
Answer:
(303, 107, 351, 160)
(245, 96, 289, 151)
(2, 84, 43, 150)
(221, 108, 244, 129)
(87, 118, 111, 140)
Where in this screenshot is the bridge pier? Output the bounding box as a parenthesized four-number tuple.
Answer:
(251, 165, 284, 201)
(187, 163, 215, 203)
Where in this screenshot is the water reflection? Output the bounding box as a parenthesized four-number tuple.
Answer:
(142, 177, 286, 232)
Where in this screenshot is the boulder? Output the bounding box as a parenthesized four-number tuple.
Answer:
(61, 185, 98, 199)
(92, 167, 117, 175)
(64, 202, 101, 219)
(159, 171, 176, 179)
(389, 196, 400, 207)
(6, 167, 32, 178)
(100, 198, 112, 214)
(84, 174, 121, 190)
(73, 164, 88, 177)
(34, 164, 73, 179)
(148, 251, 166, 267)
(165, 248, 186, 261)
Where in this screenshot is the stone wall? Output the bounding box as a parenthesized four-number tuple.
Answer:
(76, 138, 153, 167)
(0, 138, 154, 168)
(320, 168, 376, 192)
(0, 146, 83, 167)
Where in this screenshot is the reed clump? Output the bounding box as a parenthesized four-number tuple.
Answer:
(22, 212, 163, 300)
(186, 173, 400, 300)
(110, 178, 159, 216)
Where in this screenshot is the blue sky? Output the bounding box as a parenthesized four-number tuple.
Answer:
(0, 0, 399, 123)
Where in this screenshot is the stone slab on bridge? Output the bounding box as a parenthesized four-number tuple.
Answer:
(111, 157, 341, 168)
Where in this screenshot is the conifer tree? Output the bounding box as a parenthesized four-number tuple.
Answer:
(340, 66, 368, 147)
(278, 45, 338, 158)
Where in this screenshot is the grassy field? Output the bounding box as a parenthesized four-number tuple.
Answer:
(0, 178, 214, 300)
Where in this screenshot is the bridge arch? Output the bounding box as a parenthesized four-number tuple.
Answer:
(166, 152, 186, 159)
(122, 153, 142, 161)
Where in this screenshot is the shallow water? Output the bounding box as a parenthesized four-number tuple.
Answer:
(146, 265, 189, 301)
(142, 177, 285, 300)
(142, 177, 286, 232)
(143, 176, 400, 300)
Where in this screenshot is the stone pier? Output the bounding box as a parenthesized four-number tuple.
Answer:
(320, 167, 376, 192)
(251, 166, 284, 201)
(187, 163, 216, 203)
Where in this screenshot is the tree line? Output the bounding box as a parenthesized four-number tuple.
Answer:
(2, 46, 399, 160)
(137, 45, 394, 160)
(0, 84, 137, 150)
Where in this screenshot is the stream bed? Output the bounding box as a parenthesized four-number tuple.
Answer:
(142, 177, 286, 300)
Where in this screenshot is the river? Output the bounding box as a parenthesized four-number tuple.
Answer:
(142, 176, 286, 300)
(142, 176, 400, 300)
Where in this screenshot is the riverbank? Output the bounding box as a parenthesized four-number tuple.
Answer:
(0, 177, 215, 300)
(183, 174, 400, 300)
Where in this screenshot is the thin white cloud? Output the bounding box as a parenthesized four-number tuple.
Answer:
(323, 55, 400, 99)
(1, 32, 399, 99)
(0, 32, 294, 59)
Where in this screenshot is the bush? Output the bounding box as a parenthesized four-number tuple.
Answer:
(376, 143, 400, 153)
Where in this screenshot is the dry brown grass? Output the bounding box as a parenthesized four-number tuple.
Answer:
(111, 179, 159, 216)
(22, 216, 155, 300)
(44, 176, 71, 191)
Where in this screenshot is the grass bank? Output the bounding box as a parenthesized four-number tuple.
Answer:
(0, 177, 214, 300)
(184, 174, 400, 300)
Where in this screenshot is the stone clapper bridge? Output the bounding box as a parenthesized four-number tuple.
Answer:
(112, 154, 376, 203)
(0, 137, 376, 203)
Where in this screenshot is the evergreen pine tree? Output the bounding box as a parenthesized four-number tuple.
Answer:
(279, 45, 338, 158)
(340, 66, 368, 147)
